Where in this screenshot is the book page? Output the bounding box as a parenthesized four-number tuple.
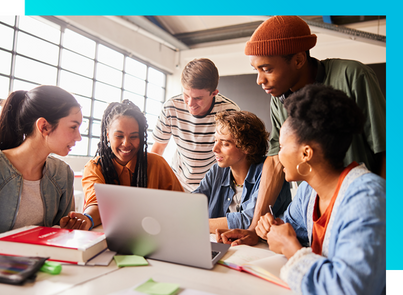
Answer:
(243, 254, 288, 278)
(219, 245, 275, 269)
(241, 255, 289, 289)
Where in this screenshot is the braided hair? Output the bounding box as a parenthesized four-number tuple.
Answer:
(95, 99, 148, 187)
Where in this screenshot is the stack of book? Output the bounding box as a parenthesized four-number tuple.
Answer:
(0, 226, 108, 265)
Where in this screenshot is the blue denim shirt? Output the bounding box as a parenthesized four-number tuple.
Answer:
(0, 151, 75, 233)
(281, 169, 386, 295)
(193, 158, 291, 229)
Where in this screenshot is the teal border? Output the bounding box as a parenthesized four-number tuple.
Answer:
(23, 0, 396, 269)
(386, 14, 397, 270)
(25, 0, 387, 16)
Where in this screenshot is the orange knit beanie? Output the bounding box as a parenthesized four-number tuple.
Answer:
(245, 16, 317, 56)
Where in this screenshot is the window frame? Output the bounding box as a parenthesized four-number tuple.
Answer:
(0, 15, 167, 157)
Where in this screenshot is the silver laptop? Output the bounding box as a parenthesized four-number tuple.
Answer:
(95, 183, 230, 269)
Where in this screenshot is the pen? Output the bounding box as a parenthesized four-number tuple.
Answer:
(269, 205, 276, 219)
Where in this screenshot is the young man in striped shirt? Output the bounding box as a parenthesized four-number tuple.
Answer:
(151, 58, 240, 192)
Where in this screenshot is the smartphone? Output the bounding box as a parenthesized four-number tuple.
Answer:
(0, 255, 48, 285)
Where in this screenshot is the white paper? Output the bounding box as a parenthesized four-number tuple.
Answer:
(86, 249, 117, 266)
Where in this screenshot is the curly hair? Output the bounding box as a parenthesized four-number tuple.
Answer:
(95, 99, 148, 187)
(215, 110, 269, 164)
(284, 84, 365, 170)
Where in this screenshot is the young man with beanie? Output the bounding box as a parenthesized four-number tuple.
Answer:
(152, 58, 240, 192)
(219, 15, 386, 244)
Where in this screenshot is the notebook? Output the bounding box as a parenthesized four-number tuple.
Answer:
(95, 183, 230, 269)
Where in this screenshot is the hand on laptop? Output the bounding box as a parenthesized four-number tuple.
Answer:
(60, 211, 92, 231)
(215, 229, 259, 246)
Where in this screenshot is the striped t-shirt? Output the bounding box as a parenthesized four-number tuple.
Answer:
(152, 93, 240, 192)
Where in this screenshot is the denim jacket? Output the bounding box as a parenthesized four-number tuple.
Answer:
(280, 164, 386, 295)
(0, 151, 75, 233)
(193, 158, 291, 229)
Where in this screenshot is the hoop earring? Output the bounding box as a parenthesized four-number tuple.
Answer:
(296, 161, 312, 176)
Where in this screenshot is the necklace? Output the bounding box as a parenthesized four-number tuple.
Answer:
(232, 179, 244, 188)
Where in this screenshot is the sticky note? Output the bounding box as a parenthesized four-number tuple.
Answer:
(135, 278, 180, 295)
(113, 255, 148, 267)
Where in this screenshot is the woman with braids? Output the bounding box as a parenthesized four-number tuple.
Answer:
(219, 84, 385, 294)
(0, 85, 82, 233)
(194, 110, 291, 234)
(61, 99, 183, 230)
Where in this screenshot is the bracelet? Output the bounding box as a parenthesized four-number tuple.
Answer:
(83, 213, 94, 230)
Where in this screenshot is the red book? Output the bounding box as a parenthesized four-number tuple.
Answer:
(0, 226, 107, 265)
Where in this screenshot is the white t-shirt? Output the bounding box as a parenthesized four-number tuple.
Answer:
(228, 185, 243, 213)
(12, 179, 44, 229)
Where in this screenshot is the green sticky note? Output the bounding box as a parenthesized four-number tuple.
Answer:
(113, 255, 148, 267)
(135, 278, 180, 295)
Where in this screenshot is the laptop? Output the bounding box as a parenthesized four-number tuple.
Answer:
(95, 183, 230, 269)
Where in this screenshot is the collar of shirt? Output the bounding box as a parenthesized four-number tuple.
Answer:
(220, 162, 262, 188)
(192, 96, 216, 119)
(112, 156, 137, 178)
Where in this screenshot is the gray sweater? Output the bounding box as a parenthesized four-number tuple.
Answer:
(0, 151, 75, 233)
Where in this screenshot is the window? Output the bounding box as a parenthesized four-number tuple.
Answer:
(0, 16, 167, 157)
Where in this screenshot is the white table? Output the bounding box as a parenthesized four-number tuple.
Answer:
(59, 258, 292, 295)
(0, 260, 119, 295)
(0, 227, 293, 295)
(0, 252, 292, 295)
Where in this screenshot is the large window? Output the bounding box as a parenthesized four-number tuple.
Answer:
(0, 16, 166, 156)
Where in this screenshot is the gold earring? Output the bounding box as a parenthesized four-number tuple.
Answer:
(296, 161, 312, 176)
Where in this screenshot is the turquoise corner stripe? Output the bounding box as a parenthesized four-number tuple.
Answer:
(25, 0, 387, 15)
(386, 15, 398, 270)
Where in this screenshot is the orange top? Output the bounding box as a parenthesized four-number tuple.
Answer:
(311, 162, 359, 255)
(82, 152, 184, 210)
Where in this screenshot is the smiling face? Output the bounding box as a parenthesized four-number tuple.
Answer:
(278, 119, 304, 182)
(213, 124, 248, 170)
(107, 115, 141, 166)
(182, 86, 218, 117)
(46, 107, 82, 156)
(249, 55, 301, 98)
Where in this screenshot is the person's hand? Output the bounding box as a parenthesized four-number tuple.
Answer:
(255, 213, 284, 240)
(216, 228, 259, 246)
(266, 223, 302, 258)
(60, 211, 92, 231)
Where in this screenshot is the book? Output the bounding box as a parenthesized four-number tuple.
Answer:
(218, 245, 290, 289)
(0, 226, 107, 265)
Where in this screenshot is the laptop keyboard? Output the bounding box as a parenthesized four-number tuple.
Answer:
(211, 251, 220, 260)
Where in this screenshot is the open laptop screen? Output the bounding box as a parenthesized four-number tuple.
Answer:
(95, 183, 229, 269)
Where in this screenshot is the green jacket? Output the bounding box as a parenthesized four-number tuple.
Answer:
(268, 58, 386, 173)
